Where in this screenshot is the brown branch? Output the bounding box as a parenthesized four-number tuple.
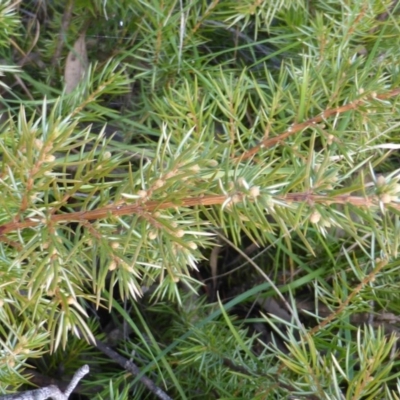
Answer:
(238, 87, 400, 161)
(191, 0, 220, 35)
(280, 192, 379, 207)
(308, 258, 388, 336)
(0, 195, 227, 236)
(264, 259, 390, 397)
(0, 191, 397, 241)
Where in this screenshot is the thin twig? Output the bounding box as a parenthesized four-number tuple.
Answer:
(178, 0, 185, 71)
(51, 0, 74, 68)
(90, 337, 173, 400)
(238, 87, 400, 160)
(309, 258, 388, 336)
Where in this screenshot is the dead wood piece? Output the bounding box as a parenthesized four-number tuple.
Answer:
(0, 365, 89, 400)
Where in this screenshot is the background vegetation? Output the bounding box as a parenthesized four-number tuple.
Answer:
(1, 0, 400, 399)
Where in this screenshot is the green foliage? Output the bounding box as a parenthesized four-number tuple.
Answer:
(1, 0, 400, 398)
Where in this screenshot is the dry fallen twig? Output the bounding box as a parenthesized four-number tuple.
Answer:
(0, 364, 89, 400)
